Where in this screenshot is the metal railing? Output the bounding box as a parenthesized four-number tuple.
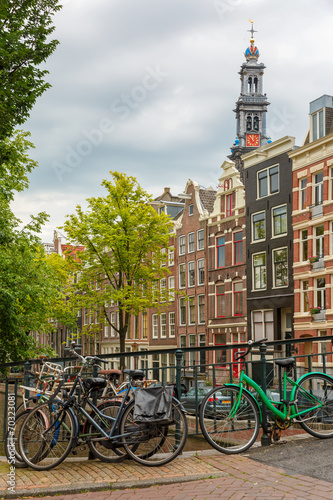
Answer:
(1, 336, 332, 451)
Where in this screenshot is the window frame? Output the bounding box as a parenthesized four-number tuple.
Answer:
(188, 261, 195, 287)
(257, 164, 279, 199)
(252, 252, 266, 290)
(272, 204, 287, 238)
(179, 297, 186, 325)
(299, 177, 307, 210)
(216, 284, 226, 318)
(169, 312, 175, 338)
(226, 193, 233, 217)
(233, 231, 243, 264)
(197, 229, 204, 250)
(188, 296, 195, 325)
(197, 258, 205, 285)
(152, 314, 158, 339)
(188, 232, 195, 253)
(179, 263, 186, 288)
(216, 236, 226, 268)
(233, 281, 243, 316)
(198, 294, 205, 324)
(252, 211, 266, 242)
(272, 247, 288, 288)
(179, 235, 185, 255)
(160, 313, 167, 338)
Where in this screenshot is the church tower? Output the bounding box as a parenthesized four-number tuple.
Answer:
(229, 22, 270, 175)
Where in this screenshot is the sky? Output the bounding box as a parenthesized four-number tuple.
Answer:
(11, 0, 333, 243)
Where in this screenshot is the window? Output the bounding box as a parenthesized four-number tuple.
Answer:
(316, 277, 326, 310)
(197, 259, 205, 285)
(300, 178, 307, 210)
(301, 230, 308, 262)
(197, 229, 204, 250)
(179, 235, 185, 255)
(272, 205, 287, 236)
(301, 280, 309, 313)
(314, 172, 323, 206)
(179, 263, 185, 288)
(312, 109, 324, 141)
(110, 312, 117, 337)
(168, 276, 175, 301)
(180, 335, 186, 349)
(160, 278, 166, 300)
(168, 248, 174, 266)
(217, 236, 225, 268)
(215, 333, 227, 366)
(233, 281, 243, 316)
(226, 193, 233, 217)
(318, 331, 327, 364)
(188, 297, 195, 325)
(188, 232, 195, 253)
(152, 314, 158, 338)
(180, 298, 186, 325)
(160, 313, 166, 338)
(198, 295, 205, 323)
(253, 253, 266, 290)
(331, 168, 333, 200)
(233, 231, 243, 264)
(315, 225, 324, 258)
(273, 248, 288, 287)
(199, 334, 206, 372)
(169, 312, 175, 337)
(252, 310, 274, 341)
(84, 309, 89, 325)
(216, 284, 225, 317)
(189, 334, 196, 366)
(189, 204, 193, 216)
(104, 324, 109, 337)
(252, 212, 265, 241)
(258, 165, 279, 198)
(187, 261, 195, 287)
(142, 312, 147, 338)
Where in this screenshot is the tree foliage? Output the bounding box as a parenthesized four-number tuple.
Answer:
(63, 172, 173, 355)
(0, 0, 61, 142)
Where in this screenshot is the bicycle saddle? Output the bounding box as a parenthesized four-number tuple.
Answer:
(274, 358, 295, 368)
(123, 369, 145, 380)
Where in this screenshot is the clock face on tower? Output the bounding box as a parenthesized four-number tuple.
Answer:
(246, 134, 260, 147)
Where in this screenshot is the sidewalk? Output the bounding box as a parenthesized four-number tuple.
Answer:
(1, 442, 333, 499)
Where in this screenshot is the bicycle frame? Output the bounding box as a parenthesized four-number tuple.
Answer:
(225, 368, 326, 422)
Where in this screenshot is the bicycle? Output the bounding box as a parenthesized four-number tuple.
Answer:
(18, 344, 188, 470)
(199, 338, 333, 454)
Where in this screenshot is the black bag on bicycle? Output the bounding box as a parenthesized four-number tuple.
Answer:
(133, 385, 173, 424)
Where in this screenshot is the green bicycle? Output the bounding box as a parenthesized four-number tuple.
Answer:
(199, 338, 333, 454)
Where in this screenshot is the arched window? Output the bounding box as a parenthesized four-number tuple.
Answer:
(253, 115, 259, 132)
(246, 115, 252, 131)
(248, 77, 252, 93)
(254, 76, 258, 93)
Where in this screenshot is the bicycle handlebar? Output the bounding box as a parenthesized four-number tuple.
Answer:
(234, 338, 268, 361)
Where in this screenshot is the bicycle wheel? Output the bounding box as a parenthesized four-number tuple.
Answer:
(18, 400, 76, 470)
(120, 399, 188, 466)
(295, 374, 333, 438)
(199, 385, 260, 454)
(5, 410, 33, 468)
(86, 400, 129, 462)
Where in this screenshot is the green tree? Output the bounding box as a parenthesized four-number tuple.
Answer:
(0, 0, 61, 142)
(63, 172, 173, 358)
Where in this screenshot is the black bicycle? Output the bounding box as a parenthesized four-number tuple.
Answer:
(18, 344, 188, 470)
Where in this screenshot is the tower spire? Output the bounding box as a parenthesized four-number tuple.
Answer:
(247, 19, 257, 42)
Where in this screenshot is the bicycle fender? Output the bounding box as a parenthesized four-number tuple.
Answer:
(223, 383, 263, 423)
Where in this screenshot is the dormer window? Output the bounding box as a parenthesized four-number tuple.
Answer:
(311, 109, 324, 141)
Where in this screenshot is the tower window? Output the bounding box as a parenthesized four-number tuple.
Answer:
(246, 115, 252, 131)
(253, 116, 259, 132)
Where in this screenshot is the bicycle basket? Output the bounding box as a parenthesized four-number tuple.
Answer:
(133, 385, 173, 424)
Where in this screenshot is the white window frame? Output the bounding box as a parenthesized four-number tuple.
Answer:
(160, 313, 166, 338)
(168, 247, 174, 266)
(257, 164, 279, 199)
(188, 261, 195, 287)
(272, 204, 287, 238)
(188, 296, 195, 325)
(252, 252, 266, 290)
(169, 312, 175, 338)
(197, 259, 205, 285)
(188, 232, 195, 253)
(198, 294, 205, 324)
(197, 229, 204, 250)
(299, 177, 307, 210)
(168, 276, 175, 301)
(179, 263, 185, 288)
(252, 211, 266, 242)
(179, 235, 185, 255)
(152, 314, 158, 339)
(252, 310, 274, 342)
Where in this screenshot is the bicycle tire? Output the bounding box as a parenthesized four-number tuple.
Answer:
(295, 373, 333, 438)
(120, 399, 188, 466)
(86, 400, 129, 462)
(5, 409, 33, 468)
(18, 400, 76, 471)
(199, 385, 260, 454)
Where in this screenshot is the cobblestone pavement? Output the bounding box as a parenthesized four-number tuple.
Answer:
(1, 447, 333, 500)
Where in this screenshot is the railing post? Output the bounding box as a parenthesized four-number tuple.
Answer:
(259, 342, 271, 446)
(175, 350, 183, 400)
(24, 360, 32, 401)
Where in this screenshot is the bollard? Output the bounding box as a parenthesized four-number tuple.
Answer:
(259, 343, 271, 446)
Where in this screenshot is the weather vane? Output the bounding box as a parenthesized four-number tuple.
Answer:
(247, 19, 257, 41)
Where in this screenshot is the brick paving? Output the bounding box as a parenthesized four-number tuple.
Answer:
(1, 450, 333, 499)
